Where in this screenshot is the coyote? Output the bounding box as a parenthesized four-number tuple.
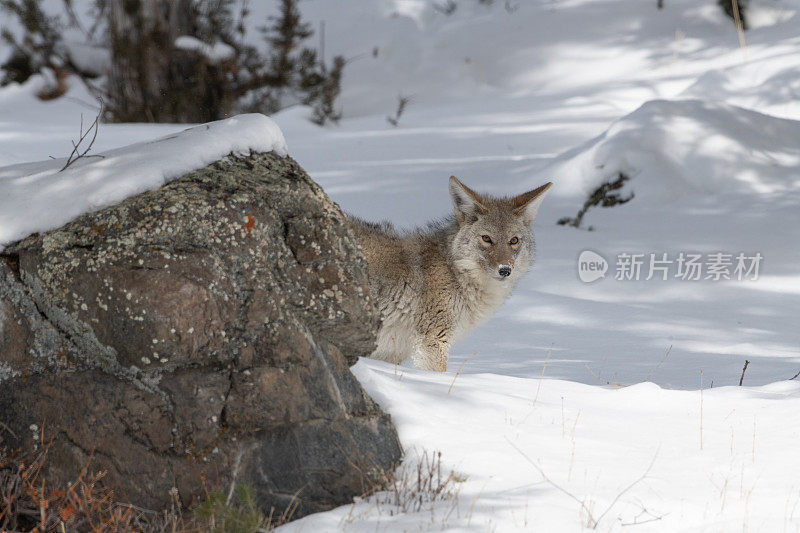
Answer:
(349, 176, 551, 371)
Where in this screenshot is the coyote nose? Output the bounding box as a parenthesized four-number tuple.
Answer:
(498, 266, 512, 277)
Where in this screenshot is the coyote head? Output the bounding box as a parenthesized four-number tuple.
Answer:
(448, 176, 552, 282)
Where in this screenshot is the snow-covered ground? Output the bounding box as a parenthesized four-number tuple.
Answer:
(287, 360, 800, 532)
(2, 0, 799, 530)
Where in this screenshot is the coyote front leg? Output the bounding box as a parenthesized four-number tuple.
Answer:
(413, 297, 452, 371)
(413, 338, 450, 372)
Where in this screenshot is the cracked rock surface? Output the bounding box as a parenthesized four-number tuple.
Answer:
(0, 151, 401, 518)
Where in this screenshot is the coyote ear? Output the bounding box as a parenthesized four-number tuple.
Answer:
(512, 182, 552, 224)
(449, 176, 487, 224)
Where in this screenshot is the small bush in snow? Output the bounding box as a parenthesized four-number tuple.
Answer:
(557, 172, 635, 229)
(308, 55, 345, 125)
(365, 450, 461, 516)
(0, 440, 300, 532)
(261, 3, 345, 125)
(0, 441, 151, 531)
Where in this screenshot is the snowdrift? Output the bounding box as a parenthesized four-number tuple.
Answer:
(542, 99, 800, 202)
(280, 359, 800, 532)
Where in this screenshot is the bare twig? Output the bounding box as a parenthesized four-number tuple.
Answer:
(593, 450, 659, 528)
(387, 95, 411, 127)
(789, 369, 800, 381)
(506, 437, 659, 529)
(738, 360, 750, 386)
(505, 438, 597, 526)
(59, 98, 104, 172)
(620, 505, 667, 526)
(507, 437, 659, 529)
(533, 350, 550, 407)
(86, 1, 109, 40)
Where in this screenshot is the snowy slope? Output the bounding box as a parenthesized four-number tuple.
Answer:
(542, 99, 800, 199)
(1, 0, 800, 531)
(280, 359, 800, 532)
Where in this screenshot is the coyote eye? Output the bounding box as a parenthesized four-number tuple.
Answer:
(509, 237, 519, 245)
(481, 235, 493, 244)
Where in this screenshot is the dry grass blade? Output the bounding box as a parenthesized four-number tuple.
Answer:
(0, 433, 278, 532)
(364, 450, 458, 516)
(533, 345, 552, 406)
(448, 352, 477, 394)
(700, 370, 704, 451)
(730, 0, 747, 51)
(644, 344, 671, 382)
(0, 438, 153, 532)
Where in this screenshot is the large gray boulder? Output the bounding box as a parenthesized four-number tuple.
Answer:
(0, 151, 402, 519)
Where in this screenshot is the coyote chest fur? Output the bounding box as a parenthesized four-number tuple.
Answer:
(349, 176, 551, 371)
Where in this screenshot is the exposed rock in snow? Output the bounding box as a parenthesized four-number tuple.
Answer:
(0, 148, 400, 518)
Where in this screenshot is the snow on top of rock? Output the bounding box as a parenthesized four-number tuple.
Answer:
(541, 99, 800, 202)
(174, 36, 236, 63)
(0, 113, 288, 250)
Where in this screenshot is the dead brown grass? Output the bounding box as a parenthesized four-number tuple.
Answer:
(0, 438, 153, 532)
(0, 436, 295, 532)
